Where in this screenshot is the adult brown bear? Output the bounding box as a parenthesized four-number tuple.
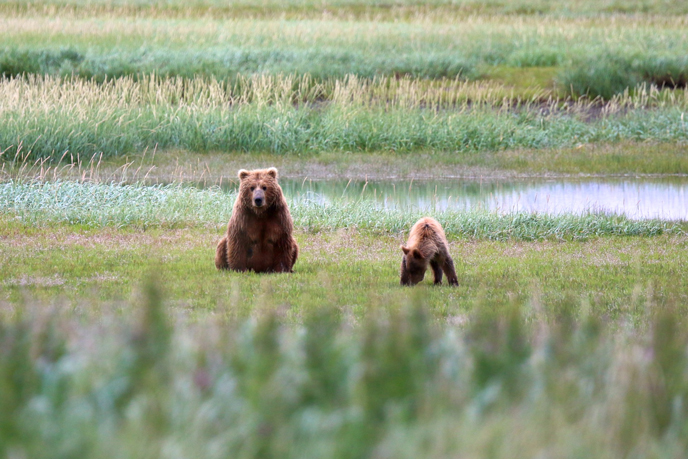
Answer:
(400, 217, 458, 286)
(215, 167, 298, 273)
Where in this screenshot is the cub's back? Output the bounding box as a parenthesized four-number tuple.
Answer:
(409, 217, 447, 245)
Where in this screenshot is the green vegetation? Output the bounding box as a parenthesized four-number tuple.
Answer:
(1, 7, 687, 99)
(2, 242, 688, 457)
(0, 179, 685, 319)
(0, 180, 678, 238)
(1, 214, 686, 318)
(5, 0, 688, 16)
(2, 0, 688, 456)
(1, 75, 687, 162)
(2, 3, 688, 166)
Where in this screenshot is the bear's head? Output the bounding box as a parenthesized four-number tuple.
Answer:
(400, 245, 427, 286)
(237, 167, 283, 214)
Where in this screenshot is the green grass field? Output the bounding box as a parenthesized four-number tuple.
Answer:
(2, 0, 688, 457)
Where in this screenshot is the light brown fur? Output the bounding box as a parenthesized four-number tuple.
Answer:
(215, 167, 298, 273)
(400, 217, 458, 286)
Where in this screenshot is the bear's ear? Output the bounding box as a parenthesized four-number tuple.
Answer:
(238, 169, 250, 180)
(401, 245, 410, 255)
(412, 249, 424, 260)
(266, 167, 278, 179)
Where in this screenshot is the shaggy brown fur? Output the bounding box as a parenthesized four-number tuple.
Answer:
(400, 217, 458, 286)
(215, 167, 298, 273)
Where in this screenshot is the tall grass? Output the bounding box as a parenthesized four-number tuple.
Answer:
(1, 75, 687, 160)
(0, 180, 679, 237)
(3, 0, 688, 16)
(2, 283, 688, 458)
(561, 52, 688, 100)
(1, 13, 688, 98)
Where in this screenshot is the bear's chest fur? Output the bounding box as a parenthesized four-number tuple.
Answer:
(241, 212, 285, 270)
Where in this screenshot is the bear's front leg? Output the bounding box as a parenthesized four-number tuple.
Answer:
(271, 236, 297, 273)
(225, 235, 252, 271)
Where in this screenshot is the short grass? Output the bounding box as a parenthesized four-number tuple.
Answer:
(1, 218, 686, 324)
(4, 0, 688, 16)
(0, 178, 682, 323)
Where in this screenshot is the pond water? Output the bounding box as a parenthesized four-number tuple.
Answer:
(278, 178, 688, 221)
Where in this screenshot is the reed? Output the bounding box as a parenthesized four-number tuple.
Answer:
(1, 75, 687, 161)
(2, 11, 688, 98)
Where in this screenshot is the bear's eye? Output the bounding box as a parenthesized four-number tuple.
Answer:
(250, 186, 255, 191)
(262, 186, 267, 191)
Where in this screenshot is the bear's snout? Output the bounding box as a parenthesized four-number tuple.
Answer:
(253, 188, 265, 207)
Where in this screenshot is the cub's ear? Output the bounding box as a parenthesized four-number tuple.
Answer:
(401, 245, 410, 255)
(266, 167, 278, 179)
(238, 169, 250, 180)
(412, 249, 424, 260)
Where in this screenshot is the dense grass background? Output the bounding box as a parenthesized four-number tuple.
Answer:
(3, 0, 688, 16)
(1, 76, 687, 161)
(0, 10, 687, 98)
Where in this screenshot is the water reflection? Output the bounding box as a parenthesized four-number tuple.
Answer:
(279, 178, 688, 221)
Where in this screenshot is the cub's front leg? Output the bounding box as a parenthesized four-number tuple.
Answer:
(430, 260, 443, 285)
(443, 256, 459, 286)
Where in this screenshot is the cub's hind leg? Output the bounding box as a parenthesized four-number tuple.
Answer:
(430, 260, 443, 285)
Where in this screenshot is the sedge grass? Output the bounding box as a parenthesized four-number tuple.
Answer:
(1, 75, 687, 161)
(3, 0, 688, 16)
(2, 12, 688, 98)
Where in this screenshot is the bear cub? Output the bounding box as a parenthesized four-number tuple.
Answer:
(400, 217, 458, 286)
(215, 167, 298, 273)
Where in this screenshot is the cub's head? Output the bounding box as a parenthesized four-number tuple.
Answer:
(400, 245, 427, 286)
(237, 167, 282, 214)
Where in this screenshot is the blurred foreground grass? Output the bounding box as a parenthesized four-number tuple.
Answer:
(1, 278, 688, 458)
